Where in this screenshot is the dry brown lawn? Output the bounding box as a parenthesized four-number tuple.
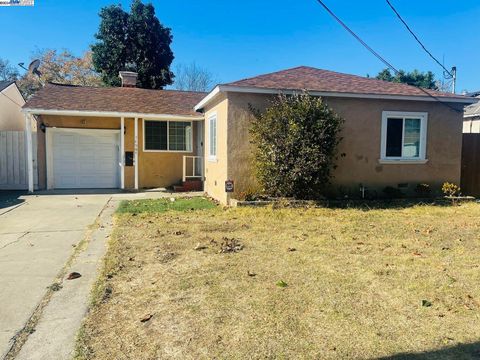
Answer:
(75, 200, 480, 360)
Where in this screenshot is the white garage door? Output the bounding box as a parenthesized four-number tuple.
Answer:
(50, 129, 119, 189)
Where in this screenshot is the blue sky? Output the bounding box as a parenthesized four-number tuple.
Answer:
(1, 0, 479, 92)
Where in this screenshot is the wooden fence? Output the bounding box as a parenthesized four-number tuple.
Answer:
(461, 133, 480, 197)
(0, 131, 37, 190)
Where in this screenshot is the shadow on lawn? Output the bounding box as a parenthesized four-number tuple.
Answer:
(377, 341, 480, 360)
(0, 191, 25, 210)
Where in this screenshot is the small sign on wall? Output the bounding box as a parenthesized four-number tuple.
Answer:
(225, 180, 234, 193)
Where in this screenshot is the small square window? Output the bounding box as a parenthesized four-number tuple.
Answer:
(381, 112, 427, 162)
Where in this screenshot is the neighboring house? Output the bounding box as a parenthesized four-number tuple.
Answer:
(463, 90, 480, 133)
(0, 81, 26, 131)
(23, 67, 476, 203)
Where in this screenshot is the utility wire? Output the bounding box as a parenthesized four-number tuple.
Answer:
(385, 0, 453, 78)
(313, 0, 462, 113)
(315, 0, 399, 74)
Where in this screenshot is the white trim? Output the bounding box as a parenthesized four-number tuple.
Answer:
(207, 112, 217, 161)
(45, 127, 121, 190)
(134, 117, 139, 190)
(45, 128, 53, 190)
(194, 86, 221, 111)
(120, 117, 125, 189)
(380, 111, 428, 162)
(194, 84, 476, 110)
(378, 159, 429, 165)
(25, 114, 34, 193)
(23, 108, 204, 121)
(464, 113, 480, 119)
(142, 119, 194, 153)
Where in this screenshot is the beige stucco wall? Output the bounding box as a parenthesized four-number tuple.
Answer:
(36, 115, 198, 190)
(203, 94, 229, 204)
(221, 93, 465, 201)
(0, 84, 26, 131)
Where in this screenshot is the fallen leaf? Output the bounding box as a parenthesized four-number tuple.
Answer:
(422, 299, 432, 307)
(194, 243, 208, 251)
(247, 271, 256, 277)
(140, 314, 153, 323)
(67, 272, 81, 280)
(287, 247, 296, 252)
(276, 280, 288, 288)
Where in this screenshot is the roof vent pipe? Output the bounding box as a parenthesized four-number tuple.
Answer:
(119, 71, 138, 88)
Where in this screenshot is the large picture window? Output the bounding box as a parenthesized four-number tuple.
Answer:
(380, 111, 428, 162)
(144, 120, 192, 152)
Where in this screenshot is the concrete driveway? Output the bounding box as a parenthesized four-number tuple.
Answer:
(0, 192, 112, 358)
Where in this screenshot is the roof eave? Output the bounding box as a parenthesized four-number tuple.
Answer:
(194, 85, 477, 110)
(22, 108, 204, 120)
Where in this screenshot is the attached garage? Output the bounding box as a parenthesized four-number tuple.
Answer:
(22, 80, 207, 192)
(46, 128, 120, 189)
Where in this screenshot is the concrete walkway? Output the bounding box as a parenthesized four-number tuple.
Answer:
(0, 193, 112, 358)
(0, 189, 203, 359)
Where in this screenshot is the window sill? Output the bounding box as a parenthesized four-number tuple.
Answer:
(208, 157, 218, 163)
(378, 159, 429, 165)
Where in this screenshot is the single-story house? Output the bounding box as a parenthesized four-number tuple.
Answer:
(0, 81, 27, 131)
(23, 67, 476, 203)
(463, 90, 480, 133)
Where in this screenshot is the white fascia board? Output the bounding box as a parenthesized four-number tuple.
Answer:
(22, 108, 204, 121)
(464, 114, 480, 119)
(194, 85, 221, 111)
(194, 85, 477, 110)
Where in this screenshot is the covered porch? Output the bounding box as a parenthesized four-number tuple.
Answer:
(22, 110, 205, 192)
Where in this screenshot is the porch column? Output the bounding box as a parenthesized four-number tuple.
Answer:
(134, 117, 139, 190)
(25, 113, 34, 193)
(120, 117, 125, 189)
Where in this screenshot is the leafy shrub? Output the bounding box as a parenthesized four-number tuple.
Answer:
(383, 186, 404, 199)
(249, 93, 344, 199)
(442, 182, 461, 197)
(415, 183, 431, 197)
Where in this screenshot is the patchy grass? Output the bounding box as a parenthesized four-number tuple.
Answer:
(116, 197, 217, 214)
(76, 202, 480, 360)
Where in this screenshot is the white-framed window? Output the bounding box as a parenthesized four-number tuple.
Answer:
(208, 113, 217, 160)
(380, 111, 428, 163)
(143, 120, 192, 152)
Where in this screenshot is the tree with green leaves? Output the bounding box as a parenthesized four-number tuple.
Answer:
(92, 0, 174, 89)
(250, 93, 344, 199)
(375, 68, 438, 90)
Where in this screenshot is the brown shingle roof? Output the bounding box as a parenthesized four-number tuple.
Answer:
(23, 83, 206, 116)
(224, 66, 469, 100)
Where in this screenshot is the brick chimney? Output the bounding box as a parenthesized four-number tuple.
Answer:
(119, 71, 138, 88)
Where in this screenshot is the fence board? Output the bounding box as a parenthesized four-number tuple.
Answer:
(0, 131, 37, 190)
(461, 134, 480, 197)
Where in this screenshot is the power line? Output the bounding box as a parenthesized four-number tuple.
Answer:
(315, 0, 399, 75)
(385, 0, 453, 78)
(313, 0, 462, 113)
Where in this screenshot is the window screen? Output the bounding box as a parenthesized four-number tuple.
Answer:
(169, 122, 192, 151)
(145, 121, 167, 150)
(209, 115, 217, 158)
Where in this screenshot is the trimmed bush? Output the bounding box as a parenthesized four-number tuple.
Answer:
(250, 93, 344, 199)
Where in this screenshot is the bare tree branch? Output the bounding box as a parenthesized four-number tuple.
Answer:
(173, 62, 217, 92)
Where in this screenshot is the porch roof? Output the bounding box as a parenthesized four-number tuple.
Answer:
(23, 83, 206, 119)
